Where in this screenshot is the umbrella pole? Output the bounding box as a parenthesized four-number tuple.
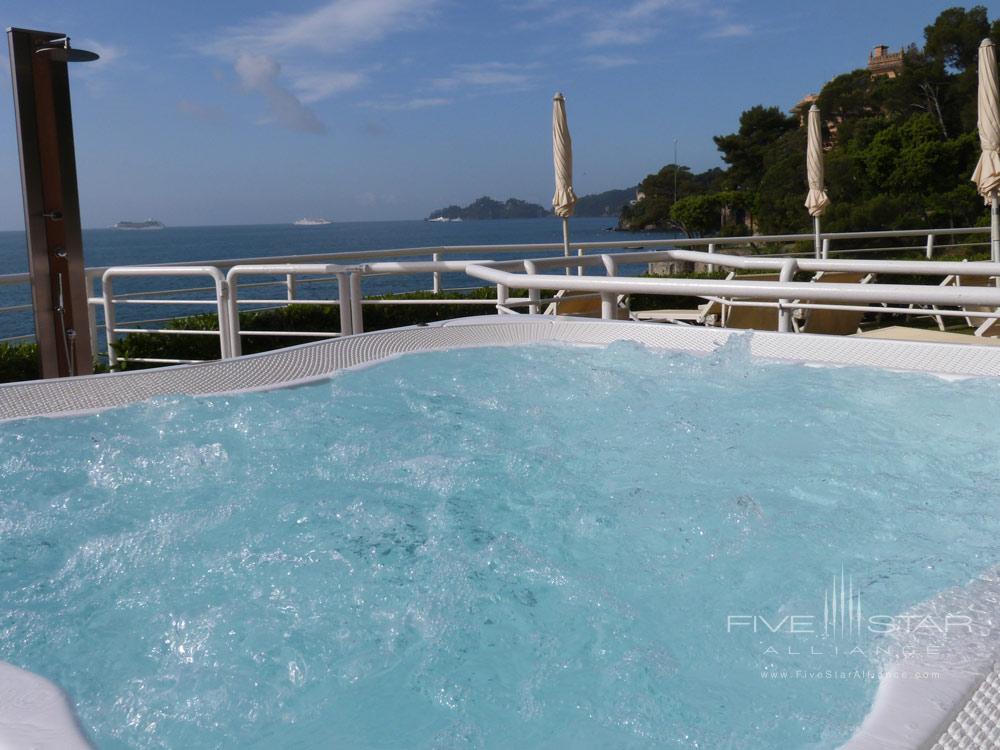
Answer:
(814, 217, 821, 260)
(562, 217, 571, 277)
(992, 195, 999, 265)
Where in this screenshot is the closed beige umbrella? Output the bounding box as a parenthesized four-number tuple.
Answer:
(972, 38, 1000, 262)
(804, 104, 830, 259)
(552, 92, 577, 274)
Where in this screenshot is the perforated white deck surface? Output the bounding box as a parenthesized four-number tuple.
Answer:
(3, 315, 1000, 749)
(932, 668, 1000, 749)
(5, 316, 1000, 421)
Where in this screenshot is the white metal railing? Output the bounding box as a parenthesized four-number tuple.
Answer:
(466, 250, 1000, 333)
(225, 263, 364, 357)
(0, 226, 994, 363)
(101, 266, 233, 369)
(93, 250, 1000, 365)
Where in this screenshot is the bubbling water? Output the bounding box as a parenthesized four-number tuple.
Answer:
(2, 340, 1000, 749)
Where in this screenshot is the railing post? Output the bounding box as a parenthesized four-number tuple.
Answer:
(215, 276, 232, 359)
(336, 273, 353, 336)
(707, 242, 715, 274)
(524, 260, 540, 314)
(778, 258, 797, 333)
(87, 271, 98, 363)
(432, 252, 441, 294)
(496, 282, 508, 313)
(601, 254, 618, 277)
(101, 274, 118, 370)
(926, 234, 935, 260)
(227, 273, 242, 358)
(600, 292, 616, 320)
(350, 271, 363, 334)
(821, 238, 830, 260)
(285, 273, 296, 301)
(577, 247, 584, 276)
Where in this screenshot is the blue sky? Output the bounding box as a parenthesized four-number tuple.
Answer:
(0, 0, 964, 229)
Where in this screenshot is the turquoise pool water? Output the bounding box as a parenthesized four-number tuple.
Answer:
(2, 338, 1000, 749)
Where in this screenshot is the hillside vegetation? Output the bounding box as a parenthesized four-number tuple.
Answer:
(619, 5, 1000, 237)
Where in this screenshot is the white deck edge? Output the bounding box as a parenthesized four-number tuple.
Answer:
(3, 314, 1000, 749)
(0, 662, 92, 749)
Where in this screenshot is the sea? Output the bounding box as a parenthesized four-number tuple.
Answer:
(0, 217, 680, 342)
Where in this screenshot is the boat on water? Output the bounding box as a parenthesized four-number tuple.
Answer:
(293, 218, 332, 226)
(113, 219, 165, 230)
(428, 216, 452, 222)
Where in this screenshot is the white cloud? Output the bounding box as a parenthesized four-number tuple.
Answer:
(584, 27, 656, 47)
(78, 40, 125, 70)
(361, 96, 451, 111)
(234, 53, 327, 134)
(177, 99, 227, 122)
(204, 0, 437, 58)
(432, 63, 533, 92)
(290, 69, 367, 103)
(705, 23, 753, 38)
(201, 0, 439, 134)
(581, 54, 639, 69)
(528, 0, 748, 49)
(70, 40, 127, 95)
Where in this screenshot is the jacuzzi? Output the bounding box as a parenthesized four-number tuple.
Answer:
(2, 316, 999, 749)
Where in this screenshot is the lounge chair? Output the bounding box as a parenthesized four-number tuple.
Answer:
(794, 271, 875, 335)
(715, 272, 783, 331)
(852, 326, 1000, 347)
(544, 289, 629, 319)
(928, 272, 998, 331)
(625, 272, 780, 328)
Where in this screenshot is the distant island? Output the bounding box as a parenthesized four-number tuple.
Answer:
(428, 196, 548, 221)
(113, 219, 165, 230)
(574, 187, 638, 218)
(427, 188, 637, 221)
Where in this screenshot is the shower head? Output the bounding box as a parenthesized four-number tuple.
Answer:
(35, 37, 99, 63)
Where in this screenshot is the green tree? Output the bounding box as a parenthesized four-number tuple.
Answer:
(618, 5, 999, 237)
(618, 164, 724, 230)
(670, 194, 721, 237)
(713, 106, 797, 192)
(756, 128, 809, 234)
(923, 5, 991, 71)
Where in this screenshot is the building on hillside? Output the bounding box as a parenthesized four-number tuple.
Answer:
(792, 45, 906, 133)
(868, 45, 905, 78)
(793, 93, 818, 125)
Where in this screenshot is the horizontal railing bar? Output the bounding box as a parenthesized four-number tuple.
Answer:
(71, 227, 990, 279)
(107, 298, 222, 306)
(359, 298, 499, 305)
(0, 304, 33, 314)
(466, 263, 1000, 307)
(111, 327, 222, 336)
(103, 279, 281, 300)
(236, 298, 341, 306)
(716, 298, 1000, 319)
(607, 249, 1000, 278)
(3, 228, 997, 352)
(237, 330, 343, 338)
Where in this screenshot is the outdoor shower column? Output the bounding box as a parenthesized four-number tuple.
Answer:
(7, 27, 97, 377)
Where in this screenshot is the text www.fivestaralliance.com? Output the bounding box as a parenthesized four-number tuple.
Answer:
(760, 670, 941, 680)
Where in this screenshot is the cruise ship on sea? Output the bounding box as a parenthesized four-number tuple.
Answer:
(112, 219, 165, 230)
